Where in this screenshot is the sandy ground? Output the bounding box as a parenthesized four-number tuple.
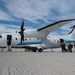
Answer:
(0, 52, 75, 75)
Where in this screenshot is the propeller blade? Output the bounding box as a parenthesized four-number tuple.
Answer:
(21, 34, 24, 43)
(21, 21, 25, 31)
(18, 21, 25, 43)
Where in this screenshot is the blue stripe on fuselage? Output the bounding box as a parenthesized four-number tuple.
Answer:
(17, 41, 43, 45)
(58, 40, 75, 43)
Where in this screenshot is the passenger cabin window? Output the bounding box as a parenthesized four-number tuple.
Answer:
(34, 39, 35, 41)
(16, 38, 17, 40)
(25, 38, 27, 41)
(0, 35, 2, 38)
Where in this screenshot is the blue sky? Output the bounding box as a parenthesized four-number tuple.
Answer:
(0, 0, 75, 36)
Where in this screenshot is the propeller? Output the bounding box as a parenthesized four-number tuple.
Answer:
(18, 21, 25, 43)
(68, 25, 75, 34)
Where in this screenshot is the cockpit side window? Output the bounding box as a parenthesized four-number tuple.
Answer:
(0, 35, 2, 38)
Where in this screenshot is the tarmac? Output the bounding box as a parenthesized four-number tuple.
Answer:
(0, 51, 75, 75)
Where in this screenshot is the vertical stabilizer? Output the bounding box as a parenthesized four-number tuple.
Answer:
(68, 25, 75, 39)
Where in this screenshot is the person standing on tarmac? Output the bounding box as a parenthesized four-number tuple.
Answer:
(68, 43, 73, 52)
(74, 43, 75, 52)
(60, 42, 67, 52)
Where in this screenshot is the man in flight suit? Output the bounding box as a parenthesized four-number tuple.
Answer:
(74, 43, 75, 52)
(68, 43, 73, 52)
(60, 42, 67, 52)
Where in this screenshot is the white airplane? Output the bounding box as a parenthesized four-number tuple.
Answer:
(0, 19, 75, 52)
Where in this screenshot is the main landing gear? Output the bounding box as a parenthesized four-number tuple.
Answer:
(32, 48, 43, 52)
(38, 48, 43, 52)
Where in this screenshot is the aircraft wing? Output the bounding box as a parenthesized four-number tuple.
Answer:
(37, 19, 75, 37)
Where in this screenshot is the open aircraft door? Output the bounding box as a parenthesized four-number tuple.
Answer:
(7, 35, 12, 45)
(7, 35, 12, 51)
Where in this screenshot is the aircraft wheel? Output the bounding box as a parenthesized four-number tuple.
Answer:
(32, 49, 36, 52)
(38, 48, 43, 52)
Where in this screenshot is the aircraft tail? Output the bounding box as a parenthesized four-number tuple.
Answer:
(68, 25, 75, 39)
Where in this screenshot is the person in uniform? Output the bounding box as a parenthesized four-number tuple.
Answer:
(60, 42, 67, 52)
(67, 43, 73, 52)
(74, 43, 75, 52)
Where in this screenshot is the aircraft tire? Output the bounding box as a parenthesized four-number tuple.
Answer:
(32, 49, 36, 52)
(38, 48, 43, 52)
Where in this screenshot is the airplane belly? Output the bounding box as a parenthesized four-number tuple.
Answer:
(43, 39, 60, 49)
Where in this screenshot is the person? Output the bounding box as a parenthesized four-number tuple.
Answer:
(67, 43, 73, 52)
(74, 43, 75, 52)
(60, 42, 67, 52)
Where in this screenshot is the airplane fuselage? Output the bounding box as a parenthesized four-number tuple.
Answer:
(0, 33, 60, 48)
(0, 32, 75, 51)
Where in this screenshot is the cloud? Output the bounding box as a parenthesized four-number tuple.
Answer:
(2, 0, 51, 23)
(0, 24, 20, 33)
(0, 0, 75, 35)
(1, 0, 75, 23)
(0, 10, 13, 21)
